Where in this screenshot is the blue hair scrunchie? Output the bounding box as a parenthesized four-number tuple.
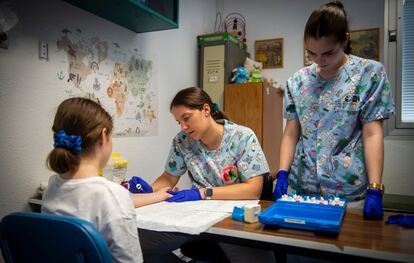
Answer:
(212, 103, 220, 112)
(54, 130, 83, 155)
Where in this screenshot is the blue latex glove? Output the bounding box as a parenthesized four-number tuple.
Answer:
(363, 189, 384, 220)
(128, 176, 153, 193)
(386, 214, 414, 228)
(272, 170, 289, 200)
(166, 189, 202, 202)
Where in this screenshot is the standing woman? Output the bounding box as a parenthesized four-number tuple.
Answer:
(273, 1, 395, 220)
(140, 87, 275, 263)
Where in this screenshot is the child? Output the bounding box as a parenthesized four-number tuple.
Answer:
(42, 98, 170, 262)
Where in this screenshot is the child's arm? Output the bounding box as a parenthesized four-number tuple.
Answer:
(152, 171, 180, 191)
(130, 187, 173, 208)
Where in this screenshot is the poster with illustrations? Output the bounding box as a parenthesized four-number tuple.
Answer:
(55, 28, 158, 137)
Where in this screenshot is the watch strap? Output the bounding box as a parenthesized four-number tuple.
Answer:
(367, 183, 384, 194)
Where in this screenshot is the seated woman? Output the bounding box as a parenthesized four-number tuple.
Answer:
(139, 87, 275, 263)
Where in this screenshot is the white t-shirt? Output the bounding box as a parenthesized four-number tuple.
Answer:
(41, 175, 143, 263)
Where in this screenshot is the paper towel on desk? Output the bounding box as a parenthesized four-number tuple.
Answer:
(135, 200, 259, 235)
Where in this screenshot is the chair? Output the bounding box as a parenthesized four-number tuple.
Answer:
(260, 172, 274, 201)
(0, 212, 112, 263)
(180, 173, 274, 262)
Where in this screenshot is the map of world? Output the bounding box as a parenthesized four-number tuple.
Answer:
(55, 29, 158, 137)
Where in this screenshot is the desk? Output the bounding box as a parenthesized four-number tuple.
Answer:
(28, 197, 414, 262)
(200, 201, 414, 263)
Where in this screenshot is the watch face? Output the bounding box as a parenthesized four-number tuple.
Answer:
(206, 188, 213, 197)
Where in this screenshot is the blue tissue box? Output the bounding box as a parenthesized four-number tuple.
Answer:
(259, 195, 347, 234)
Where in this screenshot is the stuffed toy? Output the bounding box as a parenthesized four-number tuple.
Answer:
(249, 68, 263, 82)
(231, 66, 249, 83)
(121, 176, 153, 193)
(264, 77, 284, 91)
(244, 57, 262, 73)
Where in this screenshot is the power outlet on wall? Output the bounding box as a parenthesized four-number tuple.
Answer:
(39, 40, 48, 60)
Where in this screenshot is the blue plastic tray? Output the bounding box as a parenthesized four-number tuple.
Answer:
(259, 197, 347, 234)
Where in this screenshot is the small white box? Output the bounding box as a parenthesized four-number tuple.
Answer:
(244, 204, 261, 223)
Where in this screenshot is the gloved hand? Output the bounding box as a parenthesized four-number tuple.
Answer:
(166, 189, 202, 202)
(386, 214, 414, 228)
(363, 189, 383, 220)
(128, 176, 153, 193)
(273, 170, 289, 200)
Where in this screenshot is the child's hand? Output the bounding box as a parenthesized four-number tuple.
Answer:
(156, 187, 173, 200)
(130, 186, 173, 207)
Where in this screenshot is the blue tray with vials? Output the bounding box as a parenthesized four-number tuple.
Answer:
(258, 194, 347, 234)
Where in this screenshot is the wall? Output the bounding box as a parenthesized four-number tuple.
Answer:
(218, 0, 384, 93)
(0, 0, 217, 219)
(0, 0, 412, 224)
(218, 0, 413, 195)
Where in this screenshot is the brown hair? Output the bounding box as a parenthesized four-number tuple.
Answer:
(46, 97, 113, 174)
(170, 87, 228, 121)
(304, 1, 352, 54)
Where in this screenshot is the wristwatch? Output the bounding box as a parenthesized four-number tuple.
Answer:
(367, 183, 385, 195)
(205, 187, 213, 200)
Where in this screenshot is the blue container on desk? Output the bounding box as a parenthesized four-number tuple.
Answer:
(232, 206, 245, 222)
(258, 198, 347, 234)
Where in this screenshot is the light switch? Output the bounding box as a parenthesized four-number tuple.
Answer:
(39, 40, 48, 60)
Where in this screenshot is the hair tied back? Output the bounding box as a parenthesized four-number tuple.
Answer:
(53, 130, 83, 155)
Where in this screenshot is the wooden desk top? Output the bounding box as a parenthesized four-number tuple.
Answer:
(207, 201, 414, 263)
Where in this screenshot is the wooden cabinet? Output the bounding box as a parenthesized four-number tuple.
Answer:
(224, 82, 283, 174)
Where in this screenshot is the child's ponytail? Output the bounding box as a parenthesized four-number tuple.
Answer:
(46, 98, 113, 174)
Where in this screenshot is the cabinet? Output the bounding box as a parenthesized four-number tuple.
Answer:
(198, 33, 248, 109)
(64, 0, 179, 33)
(224, 82, 283, 174)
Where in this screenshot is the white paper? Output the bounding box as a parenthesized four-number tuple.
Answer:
(135, 200, 259, 235)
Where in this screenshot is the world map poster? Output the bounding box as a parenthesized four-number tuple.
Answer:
(55, 28, 158, 137)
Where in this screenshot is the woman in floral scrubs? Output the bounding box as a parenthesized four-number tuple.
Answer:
(139, 87, 275, 263)
(273, 1, 395, 221)
(153, 87, 269, 200)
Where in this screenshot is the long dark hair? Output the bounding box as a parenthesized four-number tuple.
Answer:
(170, 87, 228, 121)
(46, 97, 113, 174)
(304, 1, 352, 54)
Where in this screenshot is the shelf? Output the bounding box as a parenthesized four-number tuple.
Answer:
(64, 0, 179, 33)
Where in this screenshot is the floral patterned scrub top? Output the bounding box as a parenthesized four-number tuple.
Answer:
(285, 55, 395, 201)
(165, 120, 270, 188)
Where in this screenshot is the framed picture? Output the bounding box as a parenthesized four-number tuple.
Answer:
(349, 28, 380, 61)
(255, 38, 283, 69)
(304, 48, 312, 66)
